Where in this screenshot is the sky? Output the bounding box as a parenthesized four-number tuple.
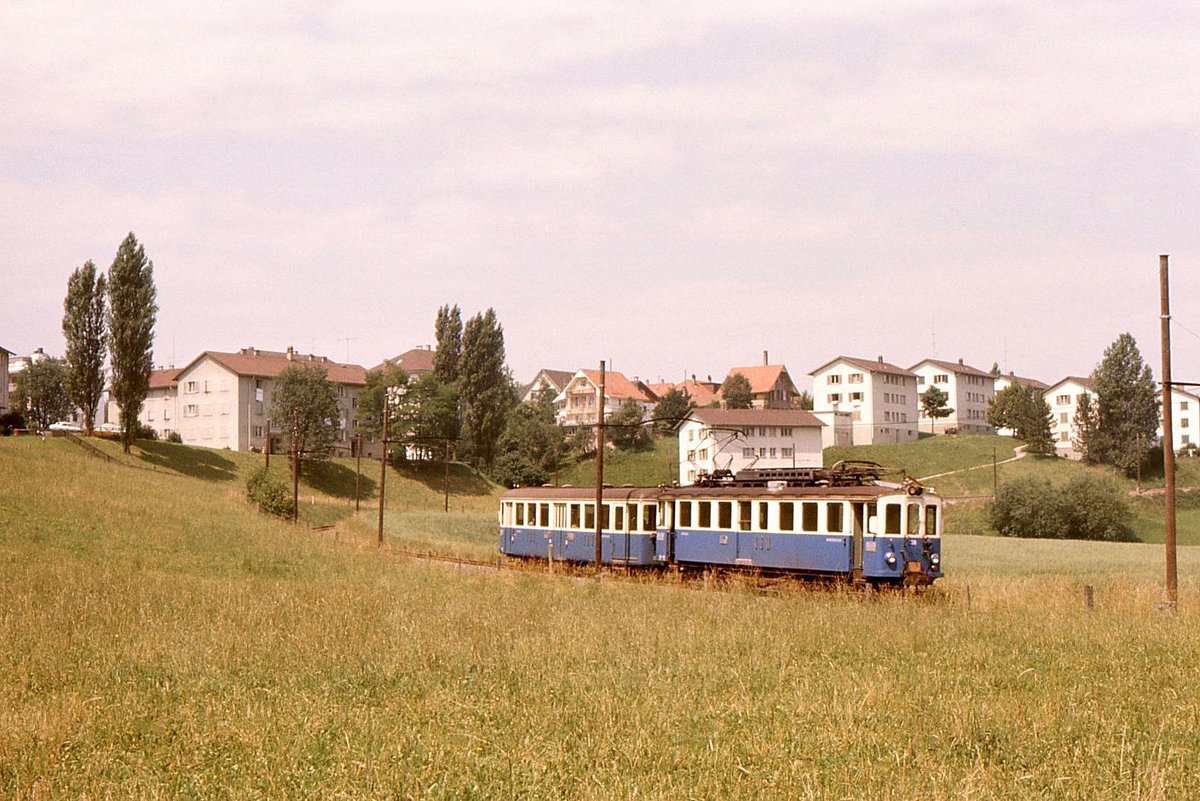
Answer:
(4, 1, 1200, 390)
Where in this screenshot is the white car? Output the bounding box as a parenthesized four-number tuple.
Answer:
(97, 422, 122, 433)
(48, 421, 85, 433)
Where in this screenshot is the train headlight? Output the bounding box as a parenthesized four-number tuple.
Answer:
(930, 553, 940, 567)
(885, 552, 896, 565)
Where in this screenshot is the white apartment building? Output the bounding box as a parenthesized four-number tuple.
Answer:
(1045, 376, 1095, 459)
(678, 408, 824, 485)
(554, 369, 657, 428)
(809, 356, 919, 445)
(169, 347, 367, 454)
(1161, 387, 1200, 454)
(111, 367, 182, 440)
(909, 358, 995, 435)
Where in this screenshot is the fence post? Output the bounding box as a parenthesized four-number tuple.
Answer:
(1084, 585, 1094, 611)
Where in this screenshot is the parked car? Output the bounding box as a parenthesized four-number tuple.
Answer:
(48, 421, 84, 433)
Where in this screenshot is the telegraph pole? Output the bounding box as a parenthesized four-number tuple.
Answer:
(444, 439, 451, 513)
(264, 417, 271, 469)
(594, 361, 606, 567)
(291, 410, 299, 523)
(355, 434, 362, 513)
(378, 401, 389, 546)
(1160, 254, 1178, 610)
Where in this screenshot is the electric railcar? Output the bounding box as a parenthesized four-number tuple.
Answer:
(498, 465, 943, 585)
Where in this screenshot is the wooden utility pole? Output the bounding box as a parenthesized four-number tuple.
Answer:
(594, 361, 606, 567)
(1160, 254, 1178, 609)
(355, 434, 362, 513)
(264, 417, 271, 468)
(444, 439, 450, 513)
(290, 410, 299, 523)
(378, 402, 389, 546)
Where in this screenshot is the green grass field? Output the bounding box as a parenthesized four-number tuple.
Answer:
(3, 436, 1200, 798)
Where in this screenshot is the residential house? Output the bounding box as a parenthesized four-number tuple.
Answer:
(678, 408, 824, 485)
(0, 346, 10, 416)
(809, 356, 919, 445)
(1045, 376, 1095, 459)
(171, 347, 367, 454)
(372, 346, 435, 378)
(554, 369, 658, 428)
(643, 376, 722, 410)
(909, 358, 996, 435)
(722, 354, 799, 409)
(522, 369, 574, 404)
(992, 373, 1049, 437)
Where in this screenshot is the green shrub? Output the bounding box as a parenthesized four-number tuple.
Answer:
(988, 474, 1134, 541)
(166, 431, 183, 444)
(245, 466, 293, 518)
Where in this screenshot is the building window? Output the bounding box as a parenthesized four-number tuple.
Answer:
(185, 381, 197, 394)
(1060, 432, 1069, 442)
(686, 450, 696, 461)
(782, 447, 793, 458)
(1182, 418, 1190, 429)
(917, 376, 925, 385)
(848, 373, 863, 384)
(1056, 394, 1071, 405)
(253, 425, 263, 437)
(769, 448, 777, 458)
(827, 374, 842, 384)
(184, 404, 198, 417)
(828, 393, 841, 403)
(1184, 435, 1191, 445)
(1183, 401, 1190, 411)
(697, 449, 708, 460)
(759, 448, 767, 458)
(743, 447, 755, 458)
(934, 374, 948, 384)
(850, 392, 863, 401)
(1059, 413, 1068, 424)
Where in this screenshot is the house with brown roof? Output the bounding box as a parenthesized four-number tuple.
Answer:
(554, 369, 658, 428)
(677, 408, 824, 485)
(810, 356, 919, 445)
(909, 358, 996, 435)
(522, 369, 575, 404)
(1045, 376, 1095, 459)
(721, 353, 799, 409)
(372, 346, 435, 377)
(643, 377, 722, 409)
(106, 367, 183, 440)
(170, 347, 367, 454)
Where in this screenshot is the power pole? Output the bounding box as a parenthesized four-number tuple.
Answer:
(444, 439, 450, 513)
(355, 434, 362, 513)
(264, 417, 271, 469)
(378, 401, 389, 546)
(291, 410, 299, 523)
(1160, 254, 1178, 610)
(594, 361, 606, 567)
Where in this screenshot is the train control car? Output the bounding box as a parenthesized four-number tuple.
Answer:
(498, 462, 943, 586)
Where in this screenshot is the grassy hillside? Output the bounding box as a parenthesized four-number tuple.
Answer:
(3, 436, 1200, 797)
(557, 435, 679, 487)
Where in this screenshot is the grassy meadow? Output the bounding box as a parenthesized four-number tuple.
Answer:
(2, 436, 1200, 798)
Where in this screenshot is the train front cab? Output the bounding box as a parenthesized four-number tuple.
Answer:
(856, 493, 942, 585)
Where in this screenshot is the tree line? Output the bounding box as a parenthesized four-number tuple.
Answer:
(8, 233, 157, 454)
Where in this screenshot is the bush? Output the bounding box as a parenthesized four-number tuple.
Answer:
(988, 475, 1134, 541)
(166, 431, 183, 444)
(245, 466, 293, 518)
(136, 423, 158, 441)
(0, 412, 26, 435)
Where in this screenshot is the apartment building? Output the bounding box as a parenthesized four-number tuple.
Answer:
(809, 356, 919, 445)
(678, 408, 823, 485)
(1045, 376, 1095, 459)
(992, 373, 1049, 437)
(909, 358, 995, 435)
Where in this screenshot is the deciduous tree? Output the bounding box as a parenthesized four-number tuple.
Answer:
(62, 260, 107, 433)
(490, 392, 566, 487)
(921, 386, 954, 432)
(272, 364, 340, 477)
(14, 357, 72, 430)
(652, 388, 695, 432)
(721, 373, 753, 409)
(609, 399, 652, 451)
(107, 233, 158, 453)
(357, 363, 410, 442)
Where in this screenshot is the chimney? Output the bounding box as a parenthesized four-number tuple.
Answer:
(248, 346, 256, 356)
(286, 346, 294, 361)
(877, 355, 884, 364)
(763, 350, 769, 366)
(958, 358, 964, 366)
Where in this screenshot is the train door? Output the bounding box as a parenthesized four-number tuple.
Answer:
(850, 502, 873, 582)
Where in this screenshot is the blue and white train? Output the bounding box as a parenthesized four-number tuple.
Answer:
(498, 464, 943, 586)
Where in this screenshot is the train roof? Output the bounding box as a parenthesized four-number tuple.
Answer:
(502, 484, 935, 501)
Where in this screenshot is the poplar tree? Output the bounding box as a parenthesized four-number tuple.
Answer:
(107, 233, 158, 453)
(62, 260, 107, 433)
(432, 304, 463, 384)
(460, 308, 514, 468)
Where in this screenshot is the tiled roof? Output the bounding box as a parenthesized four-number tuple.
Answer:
(373, 347, 435, 375)
(677, 379, 721, 406)
(1045, 375, 1095, 393)
(691, 408, 824, 428)
(193, 348, 368, 386)
(528, 369, 575, 394)
(578, 369, 658, 403)
(809, 356, 915, 378)
(910, 358, 993, 379)
(723, 364, 798, 395)
(998, 373, 1049, 390)
(148, 367, 182, 390)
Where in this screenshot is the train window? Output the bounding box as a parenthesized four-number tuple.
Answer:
(678, 501, 692, 527)
(601, 504, 610, 529)
(779, 502, 794, 531)
(615, 506, 625, 530)
(926, 505, 938, 536)
(555, 503, 567, 528)
(643, 504, 657, 531)
(629, 504, 637, 530)
(758, 502, 769, 530)
(584, 504, 595, 529)
(884, 504, 902, 535)
(539, 504, 549, 527)
(570, 504, 581, 529)
(718, 501, 732, 529)
(699, 501, 712, 528)
(801, 502, 819, 532)
(516, 504, 525, 526)
(738, 501, 752, 531)
(908, 504, 920, 537)
(827, 502, 844, 534)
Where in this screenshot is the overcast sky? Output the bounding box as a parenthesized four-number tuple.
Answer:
(4, 2, 1200, 389)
